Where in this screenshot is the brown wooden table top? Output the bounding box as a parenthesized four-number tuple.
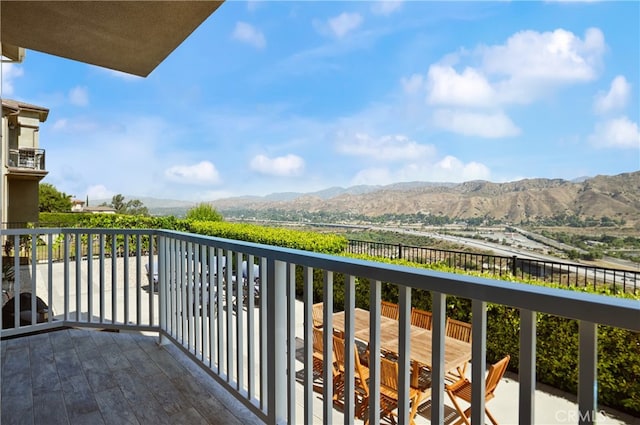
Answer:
(333, 308, 472, 374)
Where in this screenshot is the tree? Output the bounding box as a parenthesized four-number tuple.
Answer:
(39, 183, 72, 212)
(185, 203, 223, 222)
(101, 194, 149, 216)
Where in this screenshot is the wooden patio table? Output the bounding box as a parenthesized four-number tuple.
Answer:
(333, 308, 472, 388)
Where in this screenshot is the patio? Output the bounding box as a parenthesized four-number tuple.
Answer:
(1, 328, 261, 425)
(2, 312, 638, 425)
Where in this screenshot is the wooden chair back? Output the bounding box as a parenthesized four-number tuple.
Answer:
(312, 302, 324, 328)
(312, 326, 324, 354)
(333, 334, 347, 372)
(485, 355, 510, 398)
(410, 308, 432, 330)
(446, 318, 472, 342)
(380, 357, 400, 392)
(381, 300, 399, 320)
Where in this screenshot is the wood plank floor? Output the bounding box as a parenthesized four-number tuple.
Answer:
(1, 328, 262, 425)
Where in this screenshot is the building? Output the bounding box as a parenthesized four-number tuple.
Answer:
(1, 99, 49, 227)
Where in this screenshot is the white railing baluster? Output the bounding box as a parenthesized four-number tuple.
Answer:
(368, 280, 381, 425)
(99, 234, 105, 323)
(397, 285, 411, 425)
(247, 254, 257, 401)
(236, 251, 244, 391)
(47, 233, 53, 325)
(344, 274, 356, 425)
(578, 321, 598, 425)
(267, 258, 287, 425)
(259, 256, 268, 411)
(430, 291, 446, 424)
(111, 234, 117, 324)
(302, 265, 314, 424)
(520, 309, 537, 424)
(471, 299, 487, 425)
(63, 233, 69, 323)
(286, 262, 296, 424)
(87, 233, 93, 323)
(30, 233, 37, 325)
(322, 270, 334, 422)
(124, 236, 129, 325)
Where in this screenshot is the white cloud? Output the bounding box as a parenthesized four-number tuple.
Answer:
(165, 161, 221, 184)
(250, 154, 305, 176)
(69, 86, 89, 107)
(588, 117, 640, 149)
(351, 156, 490, 186)
(432, 109, 520, 138)
(426, 65, 496, 107)
(371, 0, 403, 16)
(482, 28, 604, 84)
(1, 63, 23, 96)
(232, 22, 266, 49)
(336, 133, 435, 161)
(415, 27, 607, 110)
(86, 185, 114, 201)
(327, 12, 363, 38)
(593, 76, 631, 114)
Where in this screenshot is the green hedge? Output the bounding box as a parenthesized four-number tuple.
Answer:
(185, 221, 348, 253)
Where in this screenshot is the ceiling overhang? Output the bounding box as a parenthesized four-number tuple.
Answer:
(0, 1, 223, 77)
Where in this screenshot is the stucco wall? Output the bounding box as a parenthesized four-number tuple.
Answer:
(7, 180, 39, 223)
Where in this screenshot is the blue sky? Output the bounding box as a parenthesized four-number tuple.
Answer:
(2, 1, 639, 202)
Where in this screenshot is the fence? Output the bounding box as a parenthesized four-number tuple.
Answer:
(347, 239, 639, 294)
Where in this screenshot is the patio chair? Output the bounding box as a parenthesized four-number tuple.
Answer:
(312, 327, 338, 394)
(367, 356, 425, 425)
(445, 355, 510, 425)
(381, 300, 399, 320)
(145, 263, 159, 292)
(446, 318, 472, 380)
(332, 334, 370, 418)
(411, 308, 432, 330)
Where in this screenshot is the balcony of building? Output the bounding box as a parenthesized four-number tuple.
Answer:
(6, 148, 47, 179)
(1, 228, 638, 425)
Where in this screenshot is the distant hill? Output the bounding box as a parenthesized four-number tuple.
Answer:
(210, 171, 640, 226)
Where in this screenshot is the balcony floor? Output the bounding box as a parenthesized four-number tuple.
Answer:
(0, 328, 262, 425)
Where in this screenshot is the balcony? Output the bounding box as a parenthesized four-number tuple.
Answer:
(7, 148, 46, 175)
(1, 228, 638, 424)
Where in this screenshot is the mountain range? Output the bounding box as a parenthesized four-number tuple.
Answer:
(210, 171, 640, 226)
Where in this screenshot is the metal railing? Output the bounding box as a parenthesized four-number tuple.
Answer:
(1, 228, 638, 425)
(7, 148, 46, 170)
(347, 239, 639, 294)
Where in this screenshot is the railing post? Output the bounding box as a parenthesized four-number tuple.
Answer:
(519, 309, 536, 424)
(158, 234, 170, 346)
(471, 300, 487, 425)
(266, 258, 287, 425)
(511, 255, 518, 276)
(578, 321, 598, 425)
(398, 243, 403, 259)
